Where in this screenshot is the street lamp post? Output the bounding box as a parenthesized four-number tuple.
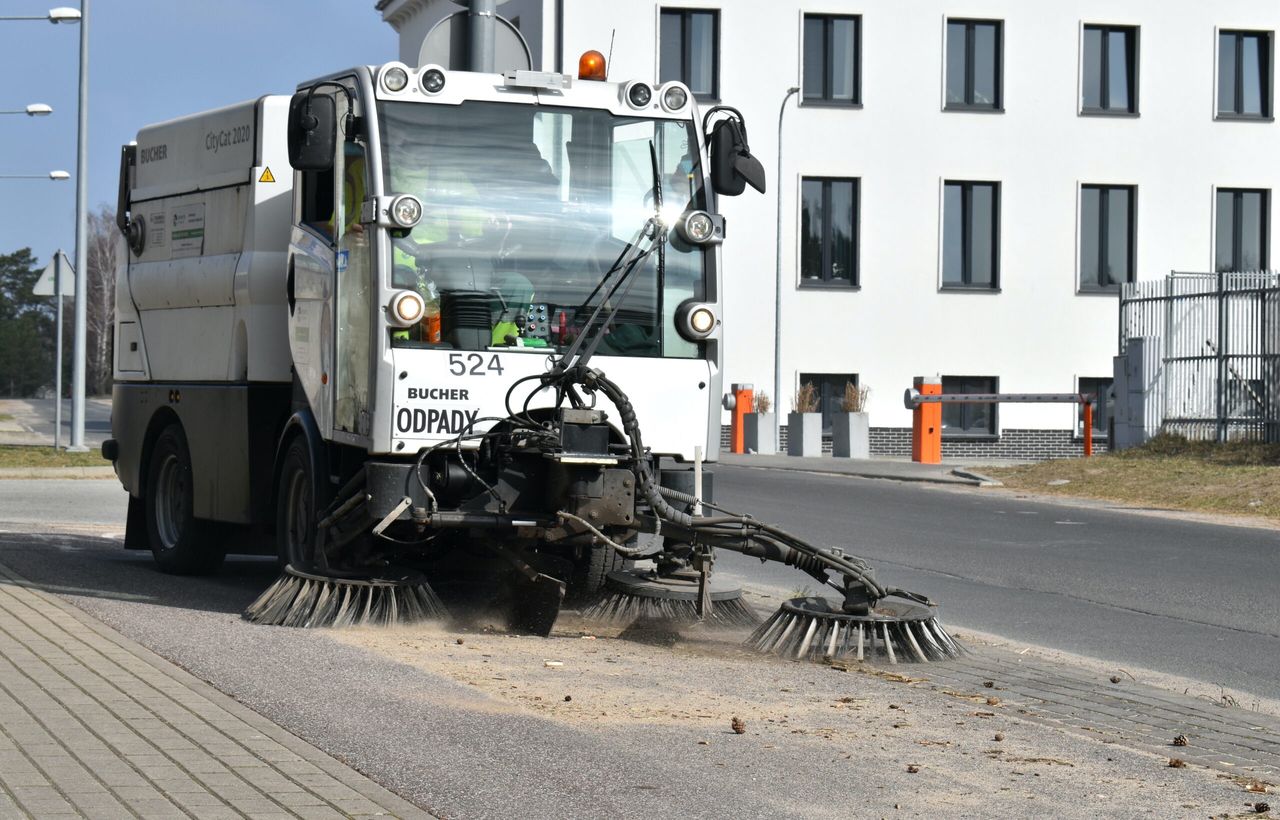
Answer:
(69, 0, 89, 452)
(774, 86, 800, 452)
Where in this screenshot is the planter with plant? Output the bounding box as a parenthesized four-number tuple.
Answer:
(743, 390, 776, 455)
(831, 382, 871, 459)
(787, 382, 822, 457)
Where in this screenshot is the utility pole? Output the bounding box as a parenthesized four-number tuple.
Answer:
(69, 0, 89, 452)
(54, 252, 64, 449)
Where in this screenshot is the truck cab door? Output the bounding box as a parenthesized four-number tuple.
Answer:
(287, 88, 374, 445)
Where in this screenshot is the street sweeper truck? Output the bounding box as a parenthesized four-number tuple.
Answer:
(104, 54, 958, 662)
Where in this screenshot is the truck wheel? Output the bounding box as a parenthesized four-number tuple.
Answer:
(145, 423, 225, 575)
(275, 436, 318, 570)
(567, 542, 633, 603)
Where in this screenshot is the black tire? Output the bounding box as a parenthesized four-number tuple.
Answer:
(566, 541, 633, 603)
(145, 423, 225, 575)
(275, 436, 319, 570)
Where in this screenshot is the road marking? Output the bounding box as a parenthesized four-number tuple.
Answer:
(1054, 521, 1086, 525)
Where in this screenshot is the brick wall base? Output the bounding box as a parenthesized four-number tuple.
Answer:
(721, 425, 1100, 460)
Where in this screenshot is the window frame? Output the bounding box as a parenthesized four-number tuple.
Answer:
(659, 7, 721, 101)
(941, 375, 999, 439)
(944, 18, 1004, 112)
(1076, 376, 1112, 439)
(1216, 28, 1274, 121)
(940, 180, 1001, 291)
(800, 12, 862, 107)
(1214, 187, 1271, 272)
(1080, 23, 1140, 116)
(798, 372, 859, 435)
(1078, 183, 1137, 293)
(799, 176, 860, 289)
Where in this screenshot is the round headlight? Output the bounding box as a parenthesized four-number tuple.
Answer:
(682, 211, 715, 243)
(390, 194, 423, 228)
(421, 68, 446, 94)
(689, 306, 715, 335)
(626, 82, 652, 109)
(389, 291, 426, 327)
(382, 66, 409, 93)
(662, 85, 689, 111)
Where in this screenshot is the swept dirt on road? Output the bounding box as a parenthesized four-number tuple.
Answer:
(329, 607, 1272, 818)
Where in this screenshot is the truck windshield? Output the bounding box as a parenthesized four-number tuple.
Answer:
(379, 100, 707, 358)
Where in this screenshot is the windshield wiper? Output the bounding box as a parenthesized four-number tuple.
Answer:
(553, 141, 666, 376)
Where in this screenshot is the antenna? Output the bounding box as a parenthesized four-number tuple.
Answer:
(606, 29, 615, 79)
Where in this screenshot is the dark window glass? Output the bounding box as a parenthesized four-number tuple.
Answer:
(1078, 377, 1112, 436)
(942, 181, 999, 288)
(659, 9, 719, 99)
(1082, 25, 1137, 114)
(1080, 185, 1135, 289)
(941, 376, 997, 436)
(300, 168, 336, 237)
(800, 177, 858, 286)
(945, 19, 1002, 110)
(802, 14, 861, 104)
(1216, 188, 1269, 272)
(1218, 30, 1273, 117)
(799, 373, 858, 434)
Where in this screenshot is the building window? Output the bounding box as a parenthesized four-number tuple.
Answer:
(1077, 377, 1112, 438)
(1215, 188, 1269, 272)
(800, 178, 858, 287)
(1217, 30, 1273, 118)
(1080, 185, 1136, 290)
(1082, 25, 1138, 114)
(799, 373, 858, 434)
(803, 14, 861, 105)
(660, 9, 719, 100)
(945, 19, 1002, 110)
(942, 181, 999, 289)
(942, 376, 997, 437)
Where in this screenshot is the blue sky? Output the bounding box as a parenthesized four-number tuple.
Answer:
(1, 1, 396, 271)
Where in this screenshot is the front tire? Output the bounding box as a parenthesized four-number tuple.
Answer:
(145, 423, 225, 575)
(276, 436, 319, 570)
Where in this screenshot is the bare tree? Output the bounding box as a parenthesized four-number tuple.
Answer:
(85, 206, 119, 396)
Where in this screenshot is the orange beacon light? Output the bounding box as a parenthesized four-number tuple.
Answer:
(578, 50, 607, 81)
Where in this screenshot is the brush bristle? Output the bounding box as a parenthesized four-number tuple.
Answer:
(746, 606, 962, 664)
(581, 590, 760, 627)
(244, 571, 447, 628)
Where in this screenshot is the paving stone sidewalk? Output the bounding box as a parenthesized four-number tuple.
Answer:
(0, 560, 430, 819)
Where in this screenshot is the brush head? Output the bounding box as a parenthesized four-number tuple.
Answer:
(747, 596, 962, 664)
(243, 565, 447, 628)
(580, 569, 760, 627)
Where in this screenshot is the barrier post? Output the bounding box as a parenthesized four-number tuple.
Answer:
(729, 383, 754, 454)
(1082, 397, 1093, 457)
(911, 376, 942, 464)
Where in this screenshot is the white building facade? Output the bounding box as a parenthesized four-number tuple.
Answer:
(378, 0, 1280, 458)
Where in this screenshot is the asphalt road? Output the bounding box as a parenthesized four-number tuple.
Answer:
(711, 465, 1280, 702)
(0, 475, 1275, 817)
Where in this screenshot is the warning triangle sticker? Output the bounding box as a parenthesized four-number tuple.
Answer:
(259, 167, 276, 183)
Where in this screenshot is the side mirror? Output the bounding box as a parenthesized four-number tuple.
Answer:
(709, 119, 766, 197)
(287, 90, 336, 172)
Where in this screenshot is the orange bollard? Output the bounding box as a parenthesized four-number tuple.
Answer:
(911, 377, 942, 464)
(1082, 397, 1093, 457)
(730, 384, 754, 454)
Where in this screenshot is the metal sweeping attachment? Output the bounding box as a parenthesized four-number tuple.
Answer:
(747, 596, 962, 664)
(581, 569, 760, 627)
(243, 565, 447, 628)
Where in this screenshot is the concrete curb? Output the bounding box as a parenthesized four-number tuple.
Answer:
(721, 457, 982, 486)
(0, 466, 115, 480)
(950, 467, 1004, 487)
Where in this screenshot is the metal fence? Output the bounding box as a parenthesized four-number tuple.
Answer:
(1119, 271, 1280, 442)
